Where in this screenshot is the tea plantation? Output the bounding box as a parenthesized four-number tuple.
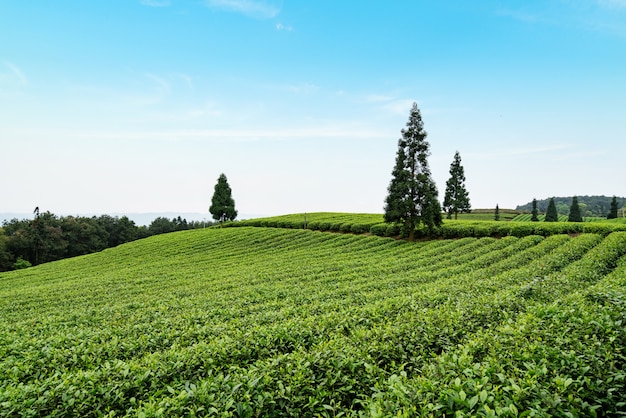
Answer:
(1, 225, 625, 416)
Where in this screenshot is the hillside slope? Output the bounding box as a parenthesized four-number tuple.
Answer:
(1, 228, 626, 416)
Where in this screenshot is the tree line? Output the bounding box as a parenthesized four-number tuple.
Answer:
(517, 195, 624, 218)
(382, 102, 621, 240)
(0, 212, 212, 271)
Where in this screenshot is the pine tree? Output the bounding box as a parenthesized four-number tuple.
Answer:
(531, 198, 539, 222)
(568, 196, 583, 222)
(607, 196, 618, 219)
(443, 151, 471, 220)
(545, 198, 558, 222)
(494, 204, 500, 221)
(209, 173, 237, 223)
(384, 102, 442, 240)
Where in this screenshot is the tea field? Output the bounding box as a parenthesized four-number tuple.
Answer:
(1, 226, 626, 416)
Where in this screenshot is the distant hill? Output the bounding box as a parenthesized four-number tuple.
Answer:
(516, 195, 625, 217)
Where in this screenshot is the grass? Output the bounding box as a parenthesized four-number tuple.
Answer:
(1, 226, 626, 416)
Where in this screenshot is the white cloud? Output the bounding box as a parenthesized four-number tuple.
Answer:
(204, 0, 280, 19)
(285, 82, 319, 94)
(364, 94, 394, 103)
(597, 0, 626, 9)
(382, 99, 417, 116)
(140, 0, 171, 7)
(276, 23, 293, 31)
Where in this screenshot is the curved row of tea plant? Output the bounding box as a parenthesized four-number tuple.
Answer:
(235, 212, 384, 234)
(1, 228, 625, 416)
(233, 212, 626, 238)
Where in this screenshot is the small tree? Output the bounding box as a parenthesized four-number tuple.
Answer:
(443, 151, 471, 220)
(607, 196, 618, 219)
(384, 102, 442, 240)
(531, 198, 539, 222)
(494, 204, 500, 221)
(545, 198, 558, 222)
(568, 196, 583, 222)
(209, 173, 238, 223)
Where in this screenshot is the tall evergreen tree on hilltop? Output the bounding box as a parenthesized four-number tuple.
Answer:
(209, 173, 237, 223)
(443, 151, 471, 220)
(531, 198, 539, 222)
(607, 196, 618, 219)
(568, 196, 583, 222)
(384, 102, 442, 241)
(545, 198, 558, 222)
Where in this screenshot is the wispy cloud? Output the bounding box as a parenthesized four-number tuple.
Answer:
(597, 0, 626, 9)
(146, 73, 170, 95)
(383, 99, 417, 116)
(140, 0, 171, 7)
(2, 61, 28, 85)
(364, 94, 394, 103)
(285, 83, 319, 94)
(15, 126, 389, 143)
(204, 0, 280, 19)
(276, 23, 293, 31)
(467, 144, 573, 161)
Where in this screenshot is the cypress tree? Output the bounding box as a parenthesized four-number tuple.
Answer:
(531, 198, 539, 222)
(384, 102, 442, 240)
(568, 196, 583, 222)
(209, 173, 238, 223)
(607, 196, 618, 219)
(443, 151, 471, 220)
(545, 198, 558, 222)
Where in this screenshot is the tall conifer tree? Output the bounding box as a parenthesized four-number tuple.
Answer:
(443, 151, 471, 220)
(545, 197, 558, 222)
(568, 196, 583, 222)
(531, 198, 539, 222)
(209, 173, 237, 223)
(384, 102, 441, 240)
(607, 196, 619, 219)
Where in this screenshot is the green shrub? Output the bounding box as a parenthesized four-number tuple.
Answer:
(13, 257, 31, 270)
(318, 222, 331, 231)
(385, 224, 400, 237)
(350, 223, 370, 234)
(339, 223, 353, 233)
(330, 222, 343, 231)
(370, 223, 387, 236)
(306, 221, 320, 230)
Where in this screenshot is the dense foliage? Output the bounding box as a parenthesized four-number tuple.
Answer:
(443, 151, 471, 220)
(517, 195, 625, 217)
(0, 212, 209, 271)
(1, 227, 626, 416)
(231, 212, 626, 239)
(531, 199, 539, 222)
(384, 102, 441, 240)
(568, 196, 583, 222)
(209, 173, 237, 223)
(608, 196, 619, 219)
(545, 198, 559, 222)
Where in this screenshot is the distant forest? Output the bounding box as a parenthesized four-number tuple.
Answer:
(516, 196, 625, 217)
(0, 212, 213, 271)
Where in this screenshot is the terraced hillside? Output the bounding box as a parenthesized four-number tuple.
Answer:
(1, 227, 626, 416)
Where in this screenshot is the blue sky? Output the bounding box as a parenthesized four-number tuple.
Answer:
(1, 0, 624, 218)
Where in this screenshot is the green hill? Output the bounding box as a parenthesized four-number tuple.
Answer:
(1, 227, 626, 416)
(516, 195, 625, 217)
